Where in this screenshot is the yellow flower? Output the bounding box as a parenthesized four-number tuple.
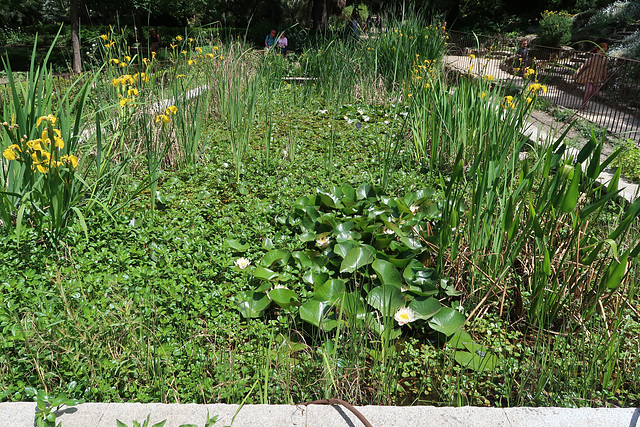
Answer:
(504, 95, 514, 103)
(120, 62, 127, 68)
(205, 53, 214, 59)
(100, 34, 108, 41)
(181, 50, 187, 55)
(213, 46, 219, 50)
(166, 105, 178, 115)
(189, 38, 194, 43)
(425, 83, 431, 89)
(480, 92, 486, 99)
(176, 74, 186, 78)
(3, 147, 18, 160)
(110, 58, 120, 64)
(484, 74, 493, 81)
(468, 54, 475, 59)
(188, 59, 197, 66)
(61, 154, 79, 168)
(36, 114, 57, 127)
(170, 43, 177, 50)
(125, 56, 131, 61)
(27, 139, 44, 152)
(155, 115, 170, 124)
(127, 88, 139, 96)
(143, 57, 150, 65)
(175, 36, 183, 41)
(526, 97, 533, 104)
(195, 47, 202, 53)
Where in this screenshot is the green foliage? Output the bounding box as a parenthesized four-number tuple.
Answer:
(537, 10, 573, 47)
(26, 385, 84, 427)
(1, 34, 93, 243)
(235, 184, 468, 342)
(613, 139, 640, 183)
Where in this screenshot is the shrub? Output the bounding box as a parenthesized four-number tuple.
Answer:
(537, 10, 573, 47)
(588, 0, 640, 27)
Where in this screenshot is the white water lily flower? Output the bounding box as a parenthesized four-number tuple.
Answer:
(316, 236, 331, 249)
(394, 307, 416, 326)
(234, 257, 251, 269)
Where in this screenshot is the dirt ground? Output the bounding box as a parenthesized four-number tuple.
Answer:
(528, 108, 617, 158)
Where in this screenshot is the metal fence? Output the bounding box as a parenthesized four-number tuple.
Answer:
(445, 30, 640, 143)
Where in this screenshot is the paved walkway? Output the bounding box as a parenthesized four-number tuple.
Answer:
(0, 402, 638, 426)
(443, 55, 640, 143)
(445, 54, 640, 203)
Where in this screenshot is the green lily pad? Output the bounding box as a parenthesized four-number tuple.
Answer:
(236, 291, 271, 318)
(372, 259, 403, 287)
(268, 288, 299, 309)
(340, 245, 376, 273)
(366, 285, 405, 316)
(428, 307, 465, 336)
(408, 296, 442, 320)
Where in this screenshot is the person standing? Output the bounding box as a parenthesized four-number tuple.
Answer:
(276, 33, 288, 56)
(516, 39, 530, 69)
(573, 42, 609, 110)
(149, 29, 161, 53)
(265, 30, 277, 50)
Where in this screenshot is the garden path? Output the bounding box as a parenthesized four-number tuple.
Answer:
(443, 55, 640, 144)
(445, 55, 640, 203)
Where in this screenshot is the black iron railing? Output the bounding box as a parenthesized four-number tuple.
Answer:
(445, 30, 640, 143)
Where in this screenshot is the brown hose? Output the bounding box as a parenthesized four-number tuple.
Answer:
(296, 398, 373, 427)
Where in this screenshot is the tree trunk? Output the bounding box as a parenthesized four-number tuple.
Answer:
(310, 0, 328, 31)
(70, 0, 81, 73)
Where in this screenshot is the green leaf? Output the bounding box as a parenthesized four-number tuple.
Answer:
(315, 279, 346, 302)
(254, 266, 278, 281)
(236, 291, 271, 318)
(334, 241, 357, 259)
(448, 329, 475, 350)
(300, 300, 332, 328)
(224, 238, 250, 252)
(292, 251, 312, 269)
(561, 163, 581, 213)
(605, 250, 629, 290)
(428, 307, 465, 336)
(356, 183, 374, 200)
(262, 249, 290, 267)
(372, 259, 403, 287)
(298, 231, 316, 242)
(366, 285, 405, 316)
(454, 348, 498, 372)
(408, 297, 442, 320)
(268, 288, 299, 308)
(339, 245, 376, 273)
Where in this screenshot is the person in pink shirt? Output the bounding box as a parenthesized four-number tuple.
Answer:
(276, 33, 288, 56)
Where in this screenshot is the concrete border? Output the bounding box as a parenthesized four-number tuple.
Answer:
(1, 402, 638, 427)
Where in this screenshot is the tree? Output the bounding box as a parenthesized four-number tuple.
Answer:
(70, 0, 81, 73)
